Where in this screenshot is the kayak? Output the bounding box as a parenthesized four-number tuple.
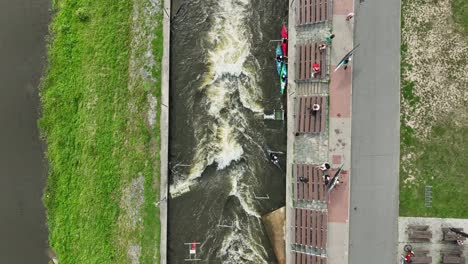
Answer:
(281, 25, 288, 56)
(276, 45, 283, 76)
(281, 24, 288, 39)
(279, 63, 287, 94)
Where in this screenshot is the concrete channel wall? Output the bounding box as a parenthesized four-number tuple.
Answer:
(160, 0, 170, 262)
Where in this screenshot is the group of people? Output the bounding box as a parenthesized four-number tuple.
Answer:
(311, 12, 355, 78)
(310, 33, 335, 78)
(296, 162, 340, 188)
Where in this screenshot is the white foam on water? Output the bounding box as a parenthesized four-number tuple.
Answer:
(229, 167, 259, 218)
(214, 123, 244, 170)
(171, 1, 270, 261)
(217, 216, 268, 264)
(171, 0, 263, 197)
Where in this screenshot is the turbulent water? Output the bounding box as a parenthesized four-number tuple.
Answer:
(169, 0, 288, 262)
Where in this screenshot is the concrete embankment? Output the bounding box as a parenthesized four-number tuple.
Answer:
(159, 0, 170, 262)
(262, 207, 286, 264)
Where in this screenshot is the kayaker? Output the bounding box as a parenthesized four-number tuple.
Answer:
(281, 73, 287, 82)
(276, 54, 287, 62)
(270, 153, 279, 165)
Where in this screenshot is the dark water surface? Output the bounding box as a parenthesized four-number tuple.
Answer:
(169, 0, 288, 263)
(0, 0, 50, 262)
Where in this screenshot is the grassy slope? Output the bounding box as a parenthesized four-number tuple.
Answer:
(400, 0, 468, 218)
(40, 0, 162, 262)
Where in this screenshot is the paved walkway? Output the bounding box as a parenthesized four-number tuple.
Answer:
(286, 0, 354, 262)
(159, 0, 170, 262)
(348, 0, 401, 263)
(324, 0, 355, 263)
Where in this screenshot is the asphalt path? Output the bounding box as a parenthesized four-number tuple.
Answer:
(349, 0, 401, 263)
(0, 0, 50, 262)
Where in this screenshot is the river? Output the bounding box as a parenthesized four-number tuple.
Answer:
(0, 0, 50, 263)
(168, 0, 288, 263)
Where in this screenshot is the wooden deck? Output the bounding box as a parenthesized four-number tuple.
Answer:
(294, 164, 327, 202)
(294, 209, 328, 249)
(296, 0, 331, 25)
(295, 96, 327, 134)
(293, 252, 327, 264)
(296, 43, 327, 81)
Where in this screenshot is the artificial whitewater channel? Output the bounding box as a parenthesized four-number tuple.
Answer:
(168, 0, 288, 262)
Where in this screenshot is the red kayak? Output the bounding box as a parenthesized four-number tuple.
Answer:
(281, 25, 288, 56)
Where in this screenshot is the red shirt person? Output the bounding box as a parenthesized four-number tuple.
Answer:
(312, 62, 321, 78)
(404, 251, 414, 263)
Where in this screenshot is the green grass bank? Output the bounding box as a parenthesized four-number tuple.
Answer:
(400, 0, 468, 218)
(40, 0, 163, 262)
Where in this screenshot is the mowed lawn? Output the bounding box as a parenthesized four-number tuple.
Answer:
(40, 0, 162, 263)
(400, 0, 468, 218)
(400, 123, 468, 217)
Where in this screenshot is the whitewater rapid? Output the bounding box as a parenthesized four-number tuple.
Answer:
(169, 0, 287, 262)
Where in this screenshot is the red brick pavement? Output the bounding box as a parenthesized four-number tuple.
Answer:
(327, 170, 349, 222)
(333, 0, 353, 15)
(329, 65, 352, 118)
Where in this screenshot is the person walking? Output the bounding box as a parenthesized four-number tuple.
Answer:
(325, 33, 335, 44)
(343, 57, 351, 70)
(346, 12, 354, 21)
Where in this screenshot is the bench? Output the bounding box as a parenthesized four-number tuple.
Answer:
(443, 228, 467, 242)
(295, 43, 327, 81)
(443, 256, 465, 264)
(294, 164, 326, 202)
(409, 230, 432, 240)
(411, 256, 432, 264)
(295, 97, 327, 134)
(296, 0, 331, 26)
(408, 225, 429, 231)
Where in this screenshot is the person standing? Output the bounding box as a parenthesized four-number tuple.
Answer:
(323, 174, 330, 186)
(319, 43, 326, 52)
(346, 12, 354, 21)
(344, 57, 351, 70)
(319, 162, 331, 171)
